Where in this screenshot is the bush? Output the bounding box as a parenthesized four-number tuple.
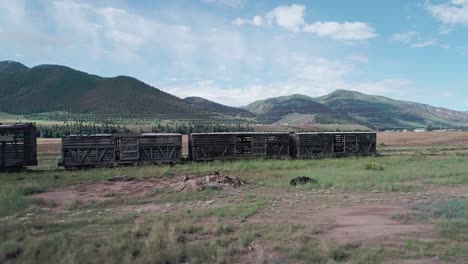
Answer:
(364, 162, 384, 171)
(412, 198, 467, 219)
(328, 243, 361, 262)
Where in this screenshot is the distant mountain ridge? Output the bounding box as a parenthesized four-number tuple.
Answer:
(0, 61, 28, 74)
(243, 94, 354, 124)
(244, 90, 468, 129)
(0, 60, 206, 116)
(184, 96, 253, 116)
(1, 60, 467, 129)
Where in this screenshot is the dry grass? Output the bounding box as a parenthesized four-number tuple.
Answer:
(378, 131, 468, 146)
(37, 138, 61, 155)
(4, 138, 467, 263)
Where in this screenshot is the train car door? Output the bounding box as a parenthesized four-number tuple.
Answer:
(333, 134, 345, 153)
(116, 136, 140, 161)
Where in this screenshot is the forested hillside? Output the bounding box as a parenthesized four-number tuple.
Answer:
(0, 61, 205, 117)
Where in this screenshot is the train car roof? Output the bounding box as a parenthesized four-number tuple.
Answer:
(141, 133, 182, 136)
(65, 134, 113, 137)
(64, 133, 182, 138)
(294, 132, 376, 134)
(190, 132, 289, 135)
(0, 123, 35, 129)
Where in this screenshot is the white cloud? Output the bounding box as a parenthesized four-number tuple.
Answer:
(233, 4, 376, 41)
(426, 0, 468, 27)
(163, 55, 408, 106)
(391, 31, 440, 48)
(45, 0, 254, 68)
(200, 0, 247, 8)
(232, 15, 263, 26)
(50, 1, 149, 60)
(234, 4, 305, 31)
(391, 31, 418, 44)
(303, 21, 376, 40)
(411, 39, 438, 48)
(266, 4, 305, 32)
(347, 53, 370, 63)
(232, 17, 248, 25)
(0, 0, 26, 25)
(252, 15, 263, 26)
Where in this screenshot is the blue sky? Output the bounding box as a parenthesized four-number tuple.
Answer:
(0, 0, 467, 110)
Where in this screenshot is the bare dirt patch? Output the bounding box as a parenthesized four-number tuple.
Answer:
(30, 178, 171, 204)
(249, 197, 433, 244)
(312, 205, 433, 243)
(248, 183, 468, 245)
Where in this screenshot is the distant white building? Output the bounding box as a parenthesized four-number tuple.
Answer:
(414, 128, 427, 132)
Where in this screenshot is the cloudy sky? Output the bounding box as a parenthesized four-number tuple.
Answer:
(1, 0, 467, 110)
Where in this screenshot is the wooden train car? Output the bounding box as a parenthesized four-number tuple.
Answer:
(61, 134, 116, 168)
(290, 132, 376, 158)
(0, 123, 37, 171)
(138, 133, 182, 163)
(60, 133, 182, 169)
(189, 132, 290, 161)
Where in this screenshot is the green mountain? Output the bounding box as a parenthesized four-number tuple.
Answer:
(317, 90, 468, 129)
(243, 94, 352, 124)
(0, 61, 204, 117)
(0, 61, 28, 74)
(2, 60, 466, 129)
(244, 90, 468, 129)
(184, 96, 254, 117)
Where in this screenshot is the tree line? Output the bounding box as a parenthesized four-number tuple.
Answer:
(37, 122, 252, 138)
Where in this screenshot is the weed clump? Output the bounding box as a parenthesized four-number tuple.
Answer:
(412, 198, 467, 219)
(364, 162, 384, 171)
(289, 176, 318, 186)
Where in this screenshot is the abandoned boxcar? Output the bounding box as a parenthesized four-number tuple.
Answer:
(61, 134, 116, 168)
(60, 133, 182, 169)
(189, 132, 290, 161)
(290, 132, 376, 158)
(138, 133, 182, 163)
(0, 123, 37, 171)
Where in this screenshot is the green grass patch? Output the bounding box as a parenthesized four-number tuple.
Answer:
(364, 162, 384, 171)
(412, 198, 468, 219)
(209, 200, 266, 219)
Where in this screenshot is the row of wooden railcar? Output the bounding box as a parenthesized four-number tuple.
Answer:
(59, 132, 376, 169)
(0, 123, 37, 171)
(0, 123, 377, 170)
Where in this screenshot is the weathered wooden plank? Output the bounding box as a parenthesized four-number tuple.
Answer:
(0, 123, 37, 169)
(292, 132, 376, 159)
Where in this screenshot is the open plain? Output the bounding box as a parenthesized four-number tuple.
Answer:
(1, 131, 467, 263)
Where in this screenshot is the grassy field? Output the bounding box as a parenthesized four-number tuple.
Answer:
(0, 140, 467, 263)
(378, 131, 468, 146)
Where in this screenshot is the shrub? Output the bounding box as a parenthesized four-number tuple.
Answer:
(364, 162, 384, 171)
(413, 198, 467, 219)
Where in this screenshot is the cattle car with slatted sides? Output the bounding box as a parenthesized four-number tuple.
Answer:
(189, 132, 290, 161)
(60, 133, 182, 169)
(138, 133, 182, 163)
(290, 132, 376, 158)
(0, 123, 37, 171)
